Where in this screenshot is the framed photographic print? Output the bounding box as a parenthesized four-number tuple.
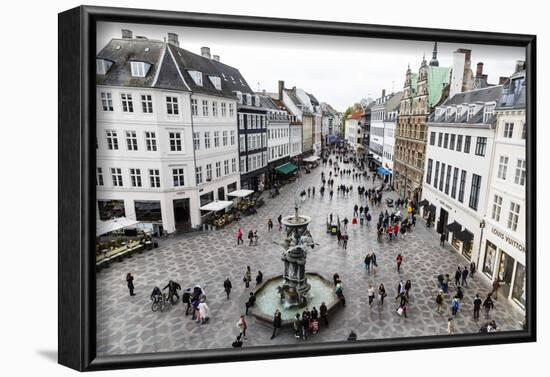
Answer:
(58, 5, 536, 371)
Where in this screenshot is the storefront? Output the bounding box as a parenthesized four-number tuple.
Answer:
(481, 225, 526, 311)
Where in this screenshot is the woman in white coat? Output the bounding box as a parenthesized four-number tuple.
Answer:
(198, 299, 210, 324)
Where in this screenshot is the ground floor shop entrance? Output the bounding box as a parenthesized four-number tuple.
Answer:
(173, 198, 191, 232)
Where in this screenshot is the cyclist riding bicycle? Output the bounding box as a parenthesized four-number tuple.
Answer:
(150, 286, 162, 303)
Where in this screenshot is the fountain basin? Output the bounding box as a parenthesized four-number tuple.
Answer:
(251, 272, 342, 326)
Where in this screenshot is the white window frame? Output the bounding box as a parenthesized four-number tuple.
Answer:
(121, 93, 134, 113)
(514, 159, 526, 186)
(129, 168, 142, 187)
(507, 202, 520, 231)
(149, 169, 161, 188)
(497, 156, 509, 180)
(130, 61, 148, 77)
(188, 70, 203, 86)
(141, 94, 153, 113)
(166, 96, 179, 115)
(172, 168, 185, 187)
(111, 168, 123, 187)
(125, 131, 138, 151)
(145, 131, 157, 151)
(106, 130, 118, 150)
(492, 194, 503, 221)
(204, 131, 211, 149)
(101, 92, 114, 112)
(169, 132, 182, 152)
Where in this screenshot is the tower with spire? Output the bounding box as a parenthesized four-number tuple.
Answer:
(429, 42, 439, 67)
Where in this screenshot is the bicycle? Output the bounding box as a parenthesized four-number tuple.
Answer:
(151, 293, 170, 312)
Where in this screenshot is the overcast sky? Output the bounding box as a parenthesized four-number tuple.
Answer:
(98, 22, 525, 112)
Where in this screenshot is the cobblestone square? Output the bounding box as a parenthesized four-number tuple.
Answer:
(96, 162, 523, 355)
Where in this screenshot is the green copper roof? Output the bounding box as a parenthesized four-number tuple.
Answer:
(427, 66, 451, 107)
(411, 73, 418, 95)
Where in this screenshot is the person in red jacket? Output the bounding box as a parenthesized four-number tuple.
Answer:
(396, 253, 403, 272)
(393, 223, 399, 239)
(387, 224, 393, 241)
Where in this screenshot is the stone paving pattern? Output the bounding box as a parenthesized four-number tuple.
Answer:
(96, 160, 524, 355)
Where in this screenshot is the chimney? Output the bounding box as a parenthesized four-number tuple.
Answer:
(201, 47, 211, 59)
(212, 55, 220, 62)
(167, 33, 179, 47)
(381, 89, 386, 98)
(476, 62, 484, 77)
(278, 80, 284, 100)
(121, 29, 133, 39)
(498, 76, 509, 85)
(515, 60, 525, 73)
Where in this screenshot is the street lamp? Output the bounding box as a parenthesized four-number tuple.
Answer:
(476, 219, 486, 271)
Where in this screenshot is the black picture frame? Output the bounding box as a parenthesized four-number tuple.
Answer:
(58, 5, 537, 371)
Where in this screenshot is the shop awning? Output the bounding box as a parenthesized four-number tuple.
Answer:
(227, 189, 254, 198)
(199, 200, 233, 212)
(457, 229, 474, 242)
(425, 204, 436, 215)
(303, 156, 320, 163)
(418, 199, 429, 207)
(447, 221, 462, 232)
(275, 162, 298, 175)
(377, 167, 391, 176)
(96, 217, 139, 237)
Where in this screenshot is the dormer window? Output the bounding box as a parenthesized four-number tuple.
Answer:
(254, 95, 260, 107)
(96, 59, 113, 75)
(188, 70, 203, 86)
(130, 61, 150, 77)
(221, 72, 227, 81)
(483, 103, 495, 123)
(208, 76, 222, 90)
(245, 94, 252, 105)
(234, 91, 243, 104)
(467, 105, 475, 121)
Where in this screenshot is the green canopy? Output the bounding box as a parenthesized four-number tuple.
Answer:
(275, 162, 298, 175)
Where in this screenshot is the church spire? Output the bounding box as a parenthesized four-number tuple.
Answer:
(429, 41, 439, 66)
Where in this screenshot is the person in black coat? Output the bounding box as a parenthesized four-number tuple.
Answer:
(223, 278, 232, 299)
(440, 232, 446, 247)
(461, 267, 469, 287)
(245, 292, 256, 315)
(163, 280, 181, 304)
(320, 302, 329, 327)
(454, 267, 462, 286)
(473, 293, 482, 320)
(126, 273, 135, 296)
(255, 271, 263, 285)
(270, 309, 282, 339)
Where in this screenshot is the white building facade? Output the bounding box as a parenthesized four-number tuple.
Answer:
(479, 68, 526, 312)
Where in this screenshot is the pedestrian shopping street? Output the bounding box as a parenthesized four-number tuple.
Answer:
(96, 160, 524, 355)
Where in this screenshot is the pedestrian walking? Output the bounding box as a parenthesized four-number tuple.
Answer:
(393, 222, 399, 239)
(364, 253, 371, 272)
(470, 262, 476, 278)
(223, 278, 232, 299)
(440, 232, 446, 247)
(436, 290, 444, 314)
(354, 204, 359, 217)
(454, 267, 462, 286)
(255, 270, 263, 285)
(368, 284, 375, 307)
(182, 288, 192, 315)
(277, 214, 282, 231)
(232, 334, 244, 348)
(245, 292, 256, 315)
(378, 284, 387, 308)
(267, 218, 273, 232)
(248, 229, 254, 246)
(301, 309, 310, 340)
(371, 252, 377, 271)
(461, 266, 469, 287)
(270, 309, 282, 339)
(236, 228, 244, 245)
(405, 279, 412, 298)
(293, 314, 302, 338)
(473, 294, 482, 320)
(447, 317, 456, 334)
(491, 279, 500, 300)
(320, 302, 329, 327)
(312, 186, 315, 196)
(451, 296, 460, 316)
(483, 294, 495, 319)
(198, 299, 210, 324)
(237, 315, 248, 339)
(244, 266, 251, 288)
(396, 253, 403, 272)
(163, 280, 181, 304)
(126, 272, 135, 296)
(443, 274, 450, 293)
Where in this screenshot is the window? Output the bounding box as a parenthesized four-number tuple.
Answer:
(456, 135, 463, 152)
(221, 102, 227, 116)
(145, 131, 157, 151)
(129, 168, 142, 187)
(169, 132, 182, 151)
(522, 123, 526, 140)
(101, 92, 113, 111)
(96, 59, 112, 75)
(443, 133, 449, 149)
(451, 167, 459, 199)
(214, 131, 220, 147)
(204, 132, 211, 149)
(222, 131, 228, 146)
(96, 168, 104, 186)
(215, 161, 221, 177)
(497, 156, 509, 180)
(212, 101, 218, 117)
(426, 158, 433, 184)
(434, 161, 440, 189)
(458, 170, 467, 203)
(149, 169, 160, 188)
(492, 195, 503, 221)
(224, 160, 229, 175)
(193, 132, 200, 150)
(130, 61, 149, 77)
(126, 131, 138, 151)
(229, 103, 235, 117)
(188, 70, 203, 86)
(449, 134, 456, 150)
(439, 163, 446, 192)
(437, 132, 443, 147)
(106, 130, 118, 150)
(514, 159, 526, 186)
(230, 130, 235, 145)
(120, 93, 134, 113)
(206, 164, 212, 181)
(464, 135, 471, 153)
(445, 164, 452, 194)
(240, 135, 246, 152)
(166, 96, 179, 115)
(111, 168, 123, 187)
(467, 105, 475, 121)
(469, 174, 482, 210)
(195, 166, 203, 184)
(507, 202, 520, 231)
(475, 137, 487, 156)
(141, 94, 153, 113)
(209, 76, 221, 90)
(483, 104, 495, 123)
(238, 114, 244, 129)
(504, 122, 514, 138)
(202, 100, 209, 116)
(172, 168, 185, 187)
(231, 157, 237, 173)
(191, 99, 198, 116)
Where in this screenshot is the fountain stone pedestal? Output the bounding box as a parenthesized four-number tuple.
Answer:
(279, 206, 314, 307)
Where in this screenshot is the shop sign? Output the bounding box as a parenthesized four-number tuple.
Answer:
(490, 227, 525, 252)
